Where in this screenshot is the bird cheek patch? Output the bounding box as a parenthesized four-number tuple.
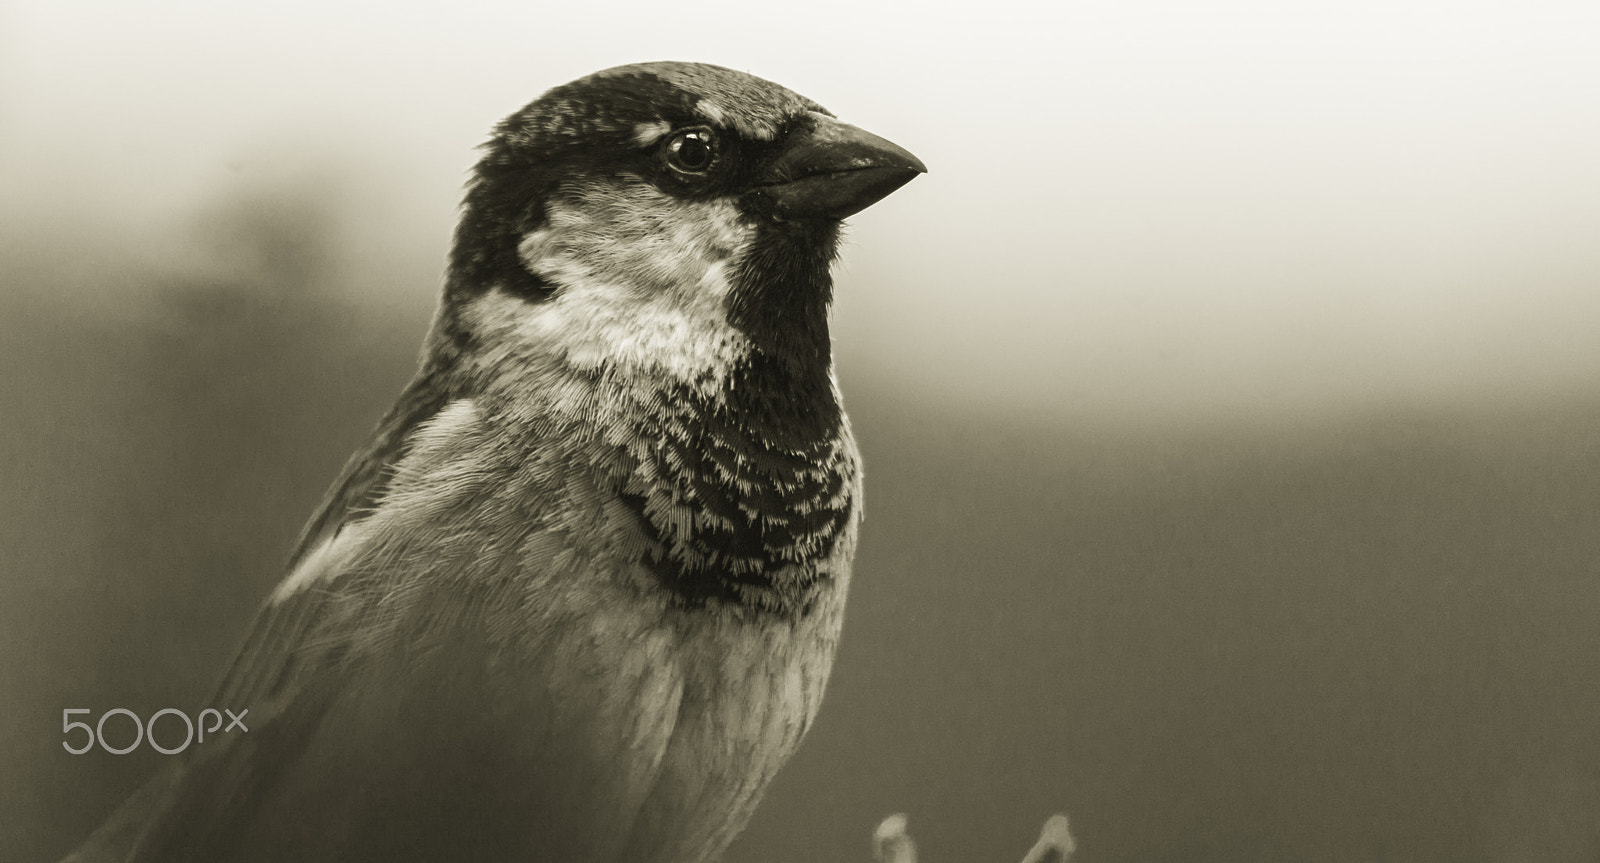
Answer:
(517, 228, 566, 282)
(517, 182, 750, 294)
(500, 180, 769, 383)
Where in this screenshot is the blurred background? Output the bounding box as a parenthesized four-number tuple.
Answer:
(4, 1, 1599, 861)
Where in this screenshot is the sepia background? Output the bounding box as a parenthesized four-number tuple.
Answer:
(4, 1, 1599, 861)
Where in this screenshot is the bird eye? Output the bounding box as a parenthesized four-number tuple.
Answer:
(664, 127, 718, 174)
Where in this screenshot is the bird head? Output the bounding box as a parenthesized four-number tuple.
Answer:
(434, 61, 925, 397)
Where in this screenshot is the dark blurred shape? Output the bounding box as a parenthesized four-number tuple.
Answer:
(5, 180, 1599, 863)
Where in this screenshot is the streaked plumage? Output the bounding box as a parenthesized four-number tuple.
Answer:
(64, 61, 923, 863)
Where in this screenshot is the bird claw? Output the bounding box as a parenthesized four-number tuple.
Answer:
(872, 813, 1074, 863)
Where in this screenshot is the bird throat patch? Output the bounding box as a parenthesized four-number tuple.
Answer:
(607, 365, 856, 616)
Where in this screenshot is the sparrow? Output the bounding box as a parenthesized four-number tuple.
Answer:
(63, 61, 924, 863)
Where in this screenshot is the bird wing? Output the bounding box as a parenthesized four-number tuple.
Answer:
(62, 564, 358, 862)
(63, 375, 461, 863)
(72, 380, 679, 863)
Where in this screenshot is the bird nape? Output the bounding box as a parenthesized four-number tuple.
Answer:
(62, 62, 923, 863)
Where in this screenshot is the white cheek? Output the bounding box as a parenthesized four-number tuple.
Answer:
(519, 227, 605, 288)
(506, 185, 755, 384)
(517, 228, 558, 273)
(696, 261, 734, 301)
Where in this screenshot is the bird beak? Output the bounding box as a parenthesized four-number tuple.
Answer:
(755, 112, 927, 221)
